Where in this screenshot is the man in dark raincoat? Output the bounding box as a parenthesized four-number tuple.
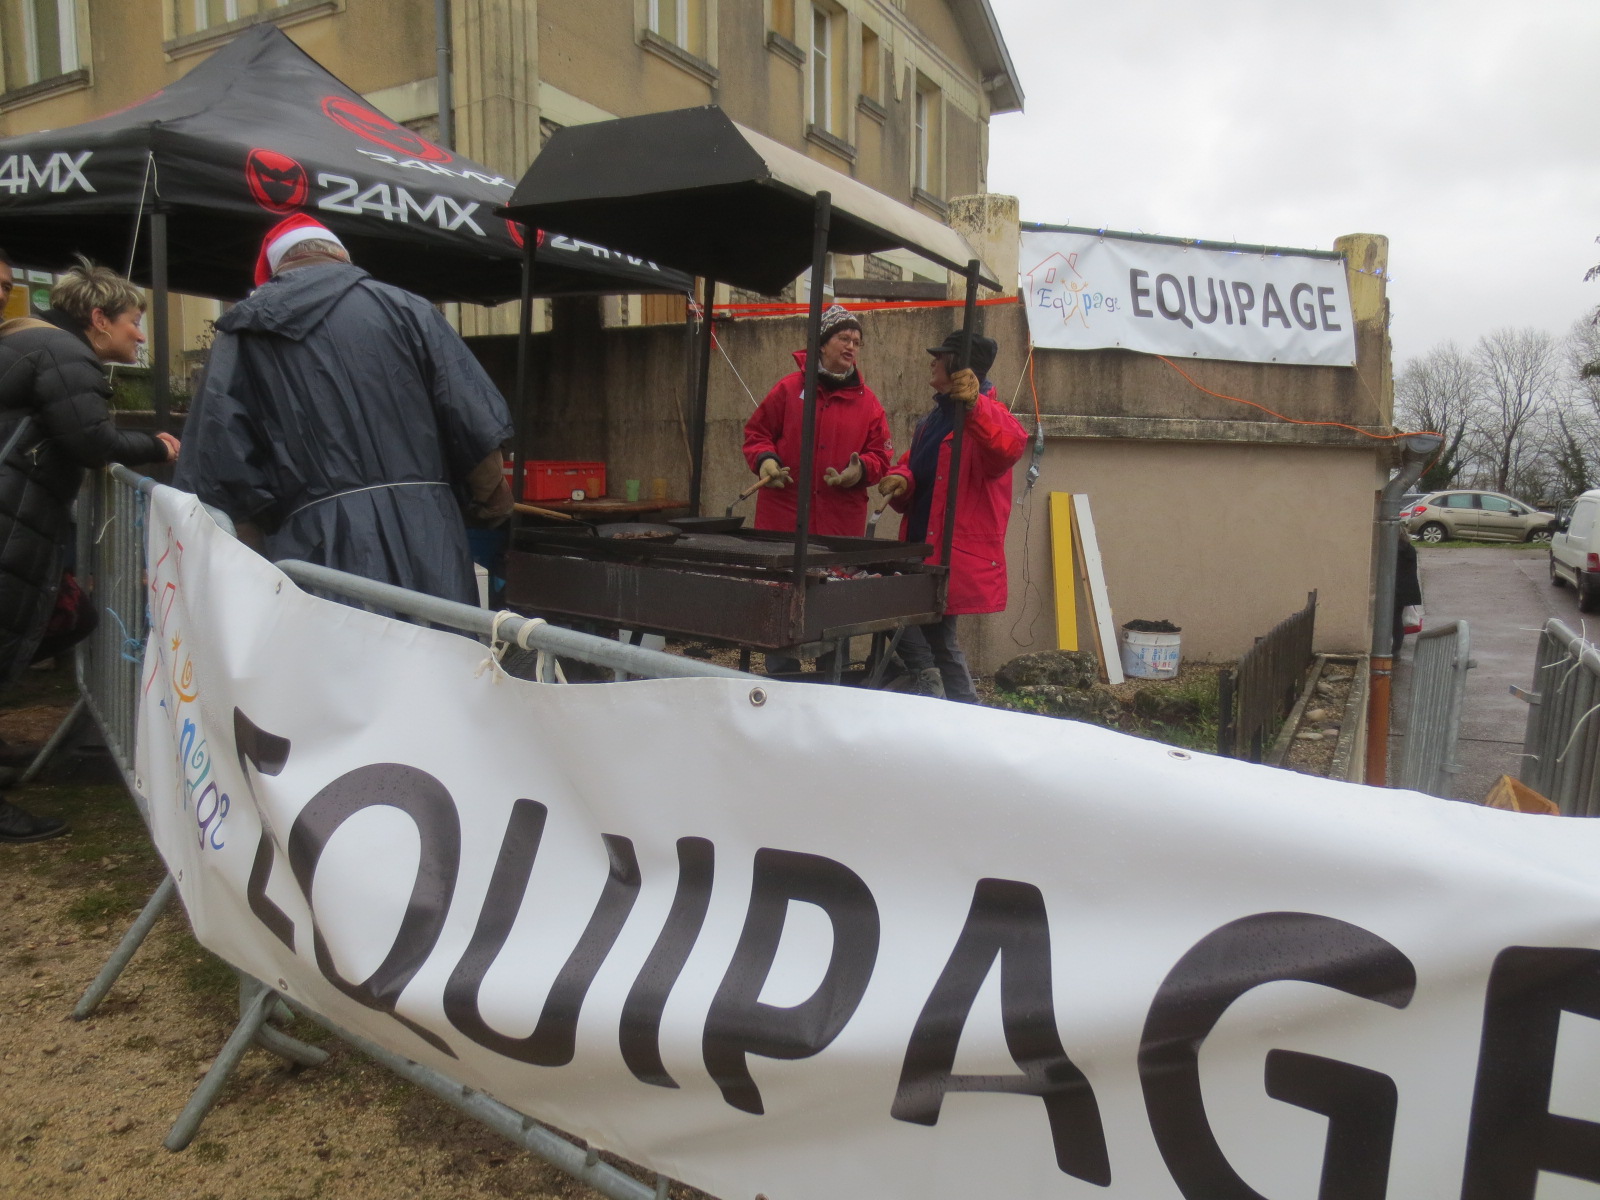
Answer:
(175, 216, 513, 607)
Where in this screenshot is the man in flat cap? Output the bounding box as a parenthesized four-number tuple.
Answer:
(879, 330, 1027, 701)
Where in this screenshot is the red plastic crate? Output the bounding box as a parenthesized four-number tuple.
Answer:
(505, 460, 607, 502)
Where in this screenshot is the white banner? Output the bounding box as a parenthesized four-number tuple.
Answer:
(1021, 229, 1358, 368)
(138, 485, 1600, 1200)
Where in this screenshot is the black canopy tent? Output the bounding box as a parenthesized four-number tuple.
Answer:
(0, 24, 690, 425)
(500, 105, 998, 580)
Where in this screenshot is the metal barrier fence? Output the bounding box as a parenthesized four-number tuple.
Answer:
(1216, 590, 1317, 761)
(60, 465, 755, 1197)
(1519, 617, 1600, 815)
(1394, 620, 1472, 798)
(74, 463, 156, 788)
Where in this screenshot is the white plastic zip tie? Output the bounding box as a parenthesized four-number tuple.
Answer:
(476, 611, 567, 684)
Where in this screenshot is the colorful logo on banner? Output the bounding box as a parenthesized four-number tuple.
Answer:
(245, 148, 309, 213)
(1023, 249, 1115, 330)
(321, 95, 452, 164)
(143, 521, 230, 852)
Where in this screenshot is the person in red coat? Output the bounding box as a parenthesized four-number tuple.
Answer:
(878, 331, 1027, 701)
(742, 304, 892, 537)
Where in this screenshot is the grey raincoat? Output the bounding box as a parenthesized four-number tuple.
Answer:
(175, 262, 513, 606)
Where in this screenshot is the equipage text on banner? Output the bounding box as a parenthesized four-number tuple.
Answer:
(1021, 228, 1358, 368)
(136, 486, 1600, 1200)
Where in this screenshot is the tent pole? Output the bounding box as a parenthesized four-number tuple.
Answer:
(688, 281, 713, 514)
(792, 192, 830, 585)
(150, 211, 171, 432)
(434, 0, 453, 149)
(681, 298, 696, 505)
(937, 259, 981, 576)
(512, 236, 535, 505)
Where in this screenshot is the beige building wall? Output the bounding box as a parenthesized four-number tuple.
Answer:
(960, 441, 1385, 670)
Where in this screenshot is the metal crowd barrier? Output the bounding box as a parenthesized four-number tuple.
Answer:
(57, 465, 754, 1197)
(1519, 617, 1600, 815)
(1394, 620, 1473, 798)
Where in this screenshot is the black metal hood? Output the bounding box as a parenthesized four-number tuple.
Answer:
(501, 106, 997, 296)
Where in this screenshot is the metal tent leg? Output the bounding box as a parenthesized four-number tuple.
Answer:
(165, 974, 326, 1149)
(73, 873, 176, 1019)
(165, 977, 278, 1150)
(866, 626, 907, 689)
(254, 1020, 329, 1068)
(284, 1004, 668, 1200)
(20, 695, 86, 786)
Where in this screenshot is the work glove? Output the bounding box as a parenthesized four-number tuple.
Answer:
(877, 474, 909, 501)
(758, 457, 793, 489)
(823, 452, 864, 489)
(948, 368, 981, 410)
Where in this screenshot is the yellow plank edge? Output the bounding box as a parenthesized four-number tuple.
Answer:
(1048, 491, 1078, 651)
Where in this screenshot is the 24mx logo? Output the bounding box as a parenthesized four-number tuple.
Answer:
(317, 172, 483, 234)
(0, 151, 94, 195)
(245, 148, 309, 213)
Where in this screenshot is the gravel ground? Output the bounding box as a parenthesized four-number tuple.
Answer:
(1283, 667, 1354, 777)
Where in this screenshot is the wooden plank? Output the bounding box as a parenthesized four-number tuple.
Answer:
(1072, 495, 1124, 684)
(1068, 503, 1101, 672)
(1047, 491, 1079, 651)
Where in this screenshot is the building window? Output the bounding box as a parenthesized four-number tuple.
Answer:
(648, 0, 706, 59)
(913, 79, 942, 195)
(7, 0, 79, 87)
(184, 0, 289, 36)
(860, 26, 881, 105)
(810, 6, 831, 129)
(769, 0, 794, 39)
(809, 3, 845, 136)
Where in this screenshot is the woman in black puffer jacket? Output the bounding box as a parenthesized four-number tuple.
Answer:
(0, 254, 179, 842)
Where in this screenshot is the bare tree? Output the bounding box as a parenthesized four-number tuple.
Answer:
(1585, 233, 1600, 378)
(1569, 318, 1600, 415)
(1394, 341, 1479, 490)
(1469, 328, 1564, 493)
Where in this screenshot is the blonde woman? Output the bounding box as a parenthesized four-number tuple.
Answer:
(0, 253, 177, 842)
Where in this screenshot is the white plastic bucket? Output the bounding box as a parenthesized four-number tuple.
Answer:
(1121, 629, 1181, 679)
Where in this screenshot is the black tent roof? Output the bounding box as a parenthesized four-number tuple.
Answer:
(0, 25, 689, 303)
(502, 106, 997, 297)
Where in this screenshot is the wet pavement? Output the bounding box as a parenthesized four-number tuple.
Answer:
(1390, 544, 1575, 802)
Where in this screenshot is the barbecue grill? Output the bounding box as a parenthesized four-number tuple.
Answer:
(498, 106, 997, 677)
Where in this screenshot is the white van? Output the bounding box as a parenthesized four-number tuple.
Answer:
(1550, 490, 1600, 609)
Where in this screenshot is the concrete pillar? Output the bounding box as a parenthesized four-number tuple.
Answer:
(1334, 232, 1392, 426)
(453, 0, 540, 338)
(946, 193, 1019, 299)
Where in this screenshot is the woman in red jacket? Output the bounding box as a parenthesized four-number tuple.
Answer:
(741, 304, 892, 537)
(878, 331, 1027, 701)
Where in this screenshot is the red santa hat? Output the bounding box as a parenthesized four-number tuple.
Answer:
(254, 214, 345, 286)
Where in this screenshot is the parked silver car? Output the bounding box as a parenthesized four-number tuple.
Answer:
(1403, 490, 1555, 544)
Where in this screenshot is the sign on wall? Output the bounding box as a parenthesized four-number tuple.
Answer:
(1021, 227, 1358, 368)
(138, 486, 1600, 1200)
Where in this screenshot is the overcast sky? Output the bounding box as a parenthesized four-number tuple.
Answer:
(985, 0, 1600, 368)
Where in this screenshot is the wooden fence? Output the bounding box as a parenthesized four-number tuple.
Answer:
(1217, 591, 1318, 761)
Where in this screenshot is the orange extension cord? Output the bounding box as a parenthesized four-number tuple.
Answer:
(711, 293, 1437, 444)
(1153, 354, 1437, 442)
